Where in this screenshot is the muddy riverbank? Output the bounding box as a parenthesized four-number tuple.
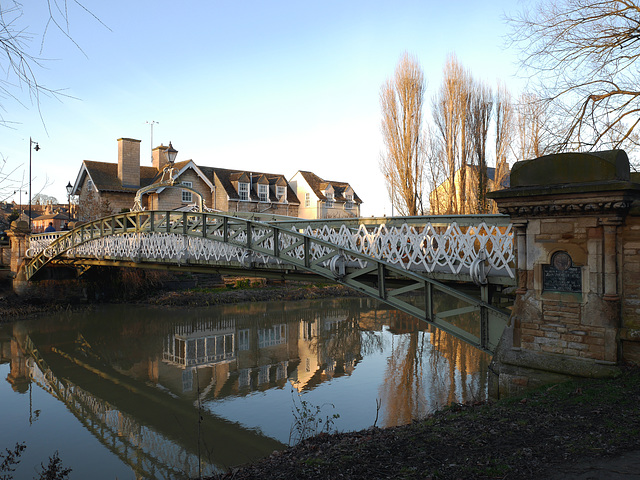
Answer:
(0, 269, 364, 323)
(208, 367, 640, 480)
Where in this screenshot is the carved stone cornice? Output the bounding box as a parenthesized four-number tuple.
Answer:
(497, 200, 633, 218)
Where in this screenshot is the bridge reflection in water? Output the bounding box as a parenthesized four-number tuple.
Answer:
(1, 298, 490, 479)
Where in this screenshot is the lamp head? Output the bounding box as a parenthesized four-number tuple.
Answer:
(166, 142, 178, 164)
(66, 182, 73, 195)
(34, 143, 40, 152)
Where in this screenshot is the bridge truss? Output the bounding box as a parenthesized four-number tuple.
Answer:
(25, 211, 514, 354)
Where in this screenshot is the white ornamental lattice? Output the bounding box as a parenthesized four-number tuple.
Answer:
(26, 221, 514, 278)
(298, 221, 514, 278)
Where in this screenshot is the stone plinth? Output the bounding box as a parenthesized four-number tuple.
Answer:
(488, 150, 640, 395)
(7, 220, 31, 294)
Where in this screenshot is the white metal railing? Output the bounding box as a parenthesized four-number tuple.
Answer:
(26, 217, 515, 282)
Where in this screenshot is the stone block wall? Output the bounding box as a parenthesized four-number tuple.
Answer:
(620, 213, 640, 363)
(146, 170, 213, 211)
(0, 246, 9, 266)
(100, 191, 138, 214)
(512, 212, 618, 366)
(213, 176, 229, 211)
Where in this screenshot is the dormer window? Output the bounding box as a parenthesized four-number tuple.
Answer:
(238, 182, 249, 201)
(345, 193, 353, 210)
(258, 184, 269, 202)
(276, 186, 286, 202)
(326, 191, 334, 208)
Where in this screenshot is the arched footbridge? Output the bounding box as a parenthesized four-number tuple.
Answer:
(24, 211, 515, 354)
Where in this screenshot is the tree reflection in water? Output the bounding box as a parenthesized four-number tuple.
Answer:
(380, 306, 491, 427)
(1, 296, 492, 479)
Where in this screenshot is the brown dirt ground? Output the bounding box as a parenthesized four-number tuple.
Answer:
(207, 368, 640, 480)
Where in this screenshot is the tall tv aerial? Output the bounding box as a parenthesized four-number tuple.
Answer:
(146, 120, 159, 163)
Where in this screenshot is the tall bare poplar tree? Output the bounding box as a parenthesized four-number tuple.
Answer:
(494, 84, 513, 211)
(469, 81, 493, 213)
(508, 0, 640, 151)
(431, 55, 473, 214)
(380, 53, 426, 216)
(515, 92, 551, 161)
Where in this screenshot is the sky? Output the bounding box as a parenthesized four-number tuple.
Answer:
(2, 0, 528, 216)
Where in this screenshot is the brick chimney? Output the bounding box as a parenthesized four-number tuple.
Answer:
(117, 138, 141, 187)
(152, 144, 169, 171)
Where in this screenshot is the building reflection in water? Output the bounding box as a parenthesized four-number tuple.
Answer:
(0, 296, 491, 478)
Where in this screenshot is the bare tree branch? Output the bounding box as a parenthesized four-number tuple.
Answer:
(0, 1, 105, 197)
(507, 0, 640, 152)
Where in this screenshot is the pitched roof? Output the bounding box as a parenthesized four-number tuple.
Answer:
(33, 212, 70, 221)
(297, 171, 362, 204)
(82, 161, 159, 193)
(76, 158, 304, 207)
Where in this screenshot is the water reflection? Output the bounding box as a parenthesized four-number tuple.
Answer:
(0, 297, 491, 479)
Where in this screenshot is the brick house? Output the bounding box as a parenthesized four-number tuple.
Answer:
(289, 170, 362, 219)
(32, 206, 71, 232)
(71, 137, 300, 221)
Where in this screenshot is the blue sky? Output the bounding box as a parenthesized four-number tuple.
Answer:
(2, 0, 525, 216)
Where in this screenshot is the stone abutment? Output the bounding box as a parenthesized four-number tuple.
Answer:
(489, 149, 640, 396)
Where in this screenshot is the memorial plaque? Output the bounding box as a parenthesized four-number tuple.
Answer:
(543, 251, 582, 293)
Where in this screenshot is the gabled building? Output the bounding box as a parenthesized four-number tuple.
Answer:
(32, 206, 71, 233)
(210, 167, 299, 215)
(71, 137, 300, 221)
(289, 171, 362, 219)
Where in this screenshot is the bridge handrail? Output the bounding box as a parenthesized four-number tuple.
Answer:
(27, 231, 67, 255)
(26, 213, 515, 280)
(226, 212, 512, 228)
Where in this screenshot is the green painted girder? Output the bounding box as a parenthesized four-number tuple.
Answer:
(25, 211, 509, 354)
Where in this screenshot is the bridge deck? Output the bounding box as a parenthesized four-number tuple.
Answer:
(23, 212, 514, 354)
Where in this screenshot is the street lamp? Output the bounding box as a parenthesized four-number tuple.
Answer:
(13, 190, 27, 215)
(166, 141, 178, 164)
(29, 137, 40, 231)
(66, 181, 73, 224)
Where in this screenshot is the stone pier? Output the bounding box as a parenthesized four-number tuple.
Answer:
(488, 150, 640, 395)
(6, 220, 31, 295)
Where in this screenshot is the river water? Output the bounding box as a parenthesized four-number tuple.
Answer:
(0, 297, 491, 479)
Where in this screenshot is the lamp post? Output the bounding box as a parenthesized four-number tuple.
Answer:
(13, 190, 27, 215)
(28, 137, 40, 231)
(66, 181, 73, 224)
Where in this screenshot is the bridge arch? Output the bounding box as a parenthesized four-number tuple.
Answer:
(24, 211, 509, 354)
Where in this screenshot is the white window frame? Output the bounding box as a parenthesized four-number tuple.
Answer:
(345, 193, 353, 210)
(258, 183, 269, 202)
(238, 182, 249, 201)
(305, 192, 311, 208)
(181, 181, 193, 203)
(326, 191, 334, 208)
(276, 185, 286, 201)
